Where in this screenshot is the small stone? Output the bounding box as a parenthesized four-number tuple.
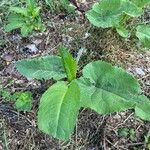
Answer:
(113, 114, 121, 120)
(10, 34, 21, 43)
(134, 67, 145, 76)
(33, 39, 42, 45)
(83, 33, 90, 39)
(22, 44, 38, 53)
(2, 53, 13, 62)
(15, 80, 25, 84)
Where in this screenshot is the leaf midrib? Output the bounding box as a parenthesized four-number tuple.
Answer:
(55, 86, 68, 137)
(20, 64, 65, 77)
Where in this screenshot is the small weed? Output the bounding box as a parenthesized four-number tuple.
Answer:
(16, 46, 150, 140)
(13, 91, 32, 111)
(4, 0, 45, 37)
(118, 127, 136, 141)
(0, 85, 11, 101)
(0, 85, 32, 111)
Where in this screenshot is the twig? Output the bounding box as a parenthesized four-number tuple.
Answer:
(3, 125, 9, 150)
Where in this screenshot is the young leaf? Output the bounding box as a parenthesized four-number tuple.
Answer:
(38, 81, 80, 140)
(27, 0, 36, 10)
(78, 61, 141, 114)
(59, 47, 77, 82)
(32, 7, 41, 17)
(136, 25, 150, 48)
(16, 55, 66, 80)
(13, 91, 32, 111)
(0, 86, 11, 101)
(117, 128, 129, 137)
(21, 25, 33, 37)
(10, 7, 28, 16)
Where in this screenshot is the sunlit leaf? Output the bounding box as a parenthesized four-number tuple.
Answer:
(38, 81, 80, 140)
(16, 55, 66, 80)
(59, 46, 77, 82)
(78, 61, 141, 114)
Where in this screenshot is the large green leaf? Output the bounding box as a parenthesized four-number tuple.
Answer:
(38, 81, 80, 140)
(59, 47, 77, 82)
(78, 61, 141, 114)
(86, 0, 143, 28)
(16, 55, 66, 80)
(136, 24, 150, 49)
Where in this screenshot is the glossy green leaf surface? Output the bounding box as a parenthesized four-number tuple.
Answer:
(116, 25, 129, 38)
(38, 81, 80, 140)
(16, 55, 66, 80)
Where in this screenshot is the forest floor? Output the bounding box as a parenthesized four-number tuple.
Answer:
(0, 1, 150, 150)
